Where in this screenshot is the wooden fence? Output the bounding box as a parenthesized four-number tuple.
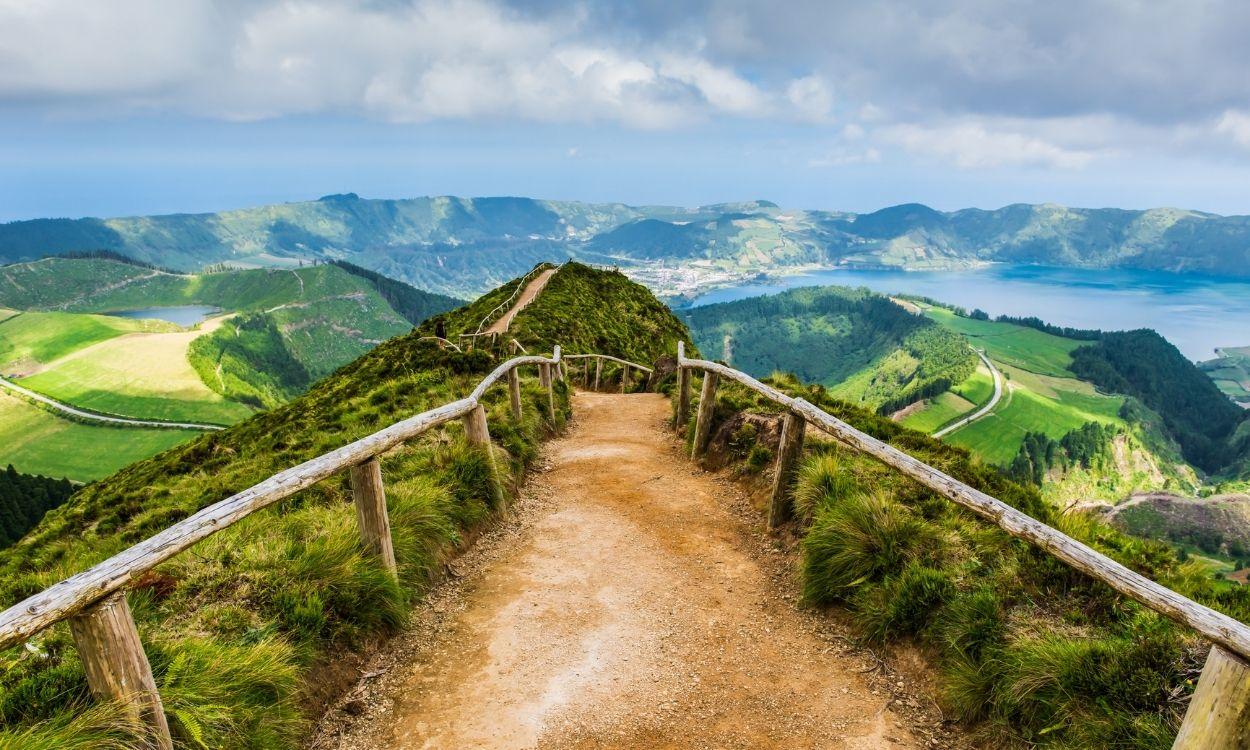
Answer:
(2, 338, 1247, 748)
(562, 353, 652, 393)
(0, 347, 584, 749)
(675, 341, 1250, 749)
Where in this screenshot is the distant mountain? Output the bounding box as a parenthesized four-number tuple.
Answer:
(3, 195, 1249, 298)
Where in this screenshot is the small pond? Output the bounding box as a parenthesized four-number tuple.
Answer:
(105, 305, 220, 327)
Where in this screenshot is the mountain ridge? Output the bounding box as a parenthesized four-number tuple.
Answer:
(5, 194, 1250, 298)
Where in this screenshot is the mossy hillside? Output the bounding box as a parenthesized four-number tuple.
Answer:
(683, 371, 1250, 748)
(0, 264, 685, 748)
(426, 262, 694, 367)
(506, 263, 693, 364)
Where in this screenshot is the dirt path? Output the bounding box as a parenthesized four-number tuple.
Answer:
(485, 267, 558, 335)
(315, 392, 953, 750)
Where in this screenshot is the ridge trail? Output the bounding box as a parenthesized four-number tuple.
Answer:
(485, 267, 558, 335)
(316, 391, 950, 749)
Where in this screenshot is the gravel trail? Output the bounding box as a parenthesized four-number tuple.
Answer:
(313, 391, 960, 749)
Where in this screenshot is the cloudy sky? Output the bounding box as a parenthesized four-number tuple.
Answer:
(3, 0, 1250, 220)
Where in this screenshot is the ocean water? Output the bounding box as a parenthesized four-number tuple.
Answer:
(105, 305, 219, 327)
(684, 265, 1250, 362)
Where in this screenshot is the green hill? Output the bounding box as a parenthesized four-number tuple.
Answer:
(1070, 330, 1248, 474)
(5, 195, 1250, 298)
(680, 286, 976, 412)
(681, 287, 1208, 506)
(0, 263, 693, 749)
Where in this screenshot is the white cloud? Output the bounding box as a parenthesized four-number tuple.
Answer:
(1216, 110, 1250, 148)
(882, 122, 1097, 170)
(785, 75, 833, 123)
(0, 0, 819, 128)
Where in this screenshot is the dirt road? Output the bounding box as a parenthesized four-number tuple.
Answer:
(315, 392, 946, 749)
(485, 268, 558, 335)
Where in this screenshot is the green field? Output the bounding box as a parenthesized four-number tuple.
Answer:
(17, 316, 255, 424)
(899, 390, 976, 432)
(923, 306, 1081, 377)
(945, 365, 1126, 465)
(899, 363, 994, 433)
(1201, 346, 1250, 403)
(0, 390, 196, 481)
(0, 311, 173, 374)
(952, 363, 995, 405)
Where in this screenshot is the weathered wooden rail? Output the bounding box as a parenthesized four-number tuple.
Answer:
(0, 346, 576, 749)
(675, 341, 1250, 749)
(563, 353, 652, 393)
(6, 336, 1246, 747)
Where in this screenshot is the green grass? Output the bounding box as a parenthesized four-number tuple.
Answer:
(899, 363, 995, 433)
(1200, 346, 1250, 403)
(692, 372, 1250, 748)
(0, 312, 174, 373)
(899, 390, 976, 433)
(952, 364, 995, 405)
(944, 365, 1125, 465)
(0, 391, 196, 481)
(924, 306, 1081, 377)
(16, 318, 255, 425)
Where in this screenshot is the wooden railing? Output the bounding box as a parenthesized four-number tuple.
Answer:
(6, 338, 1246, 747)
(562, 353, 652, 392)
(675, 341, 1250, 749)
(0, 346, 573, 749)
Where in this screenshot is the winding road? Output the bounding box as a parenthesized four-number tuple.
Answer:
(0, 376, 223, 431)
(932, 349, 1003, 439)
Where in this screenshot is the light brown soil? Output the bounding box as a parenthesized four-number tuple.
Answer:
(312, 392, 961, 749)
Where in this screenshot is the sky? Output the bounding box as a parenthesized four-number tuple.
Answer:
(3, 0, 1250, 221)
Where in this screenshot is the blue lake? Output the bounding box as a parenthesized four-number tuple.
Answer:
(684, 265, 1250, 362)
(105, 305, 219, 327)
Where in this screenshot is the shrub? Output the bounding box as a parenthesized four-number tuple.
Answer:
(853, 561, 955, 643)
(791, 451, 857, 522)
(801, 491, 944, 605)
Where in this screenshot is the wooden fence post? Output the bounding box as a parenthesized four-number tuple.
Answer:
(68, 593, 173, 750)
(508, 368, 523, 421)
(691, 372, 720, 459)
(1173, 644, 1250, 749)
(621, 365, 630, 393)
(462, 404, 506, 508)
(584, 360, 592, 388)
(768, 412, 806, 528)
(539, 363, 551, 390)
(349, 458, 397, 577)
(543, 364, 557, 419)
(676, 366, 691, 432)
(594, 358, 602, 390)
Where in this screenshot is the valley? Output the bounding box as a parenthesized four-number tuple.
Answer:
(0, 256, 459, 481)
(681, 279, 1250, 580)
